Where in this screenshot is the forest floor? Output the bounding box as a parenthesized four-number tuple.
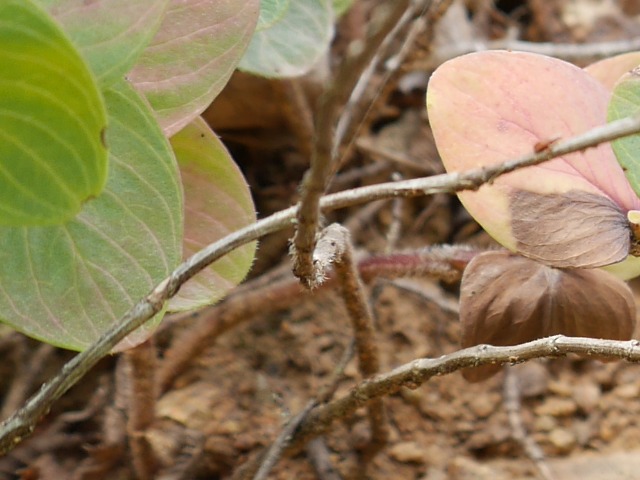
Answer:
(4, 0, 640, 479)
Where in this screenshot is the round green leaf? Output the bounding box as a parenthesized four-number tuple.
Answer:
(257, 0, 290, 30)
(609, 69, 640, 199)
(239, 0, 334, 78)
(0, 0, 107, 226)
(128, 0, 260, 137)
(168, 117, 256, 311)
(40, 0, 170, 88)
(0, 79, 182, 351)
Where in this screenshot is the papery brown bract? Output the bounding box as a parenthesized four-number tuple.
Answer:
(460, 251, 635, 382)
(509, 190, 630, 268)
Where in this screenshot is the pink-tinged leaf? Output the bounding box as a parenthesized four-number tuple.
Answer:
(168, 117, 256, 311)
(585, 52, 640, 91)
(460, 251, 636, 382)
(128, 0, 260, 137)
(40, 0, 169, 87)
(427, 51, 640, 267)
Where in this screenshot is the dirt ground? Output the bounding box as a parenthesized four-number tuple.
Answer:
(3, 0, 640, 479)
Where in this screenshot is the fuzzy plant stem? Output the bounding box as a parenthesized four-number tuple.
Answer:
(1, 112, 640, 455)
(292, 0, 411, 288)
(319, 225, 389, 472)
(122, 340, 159, 480)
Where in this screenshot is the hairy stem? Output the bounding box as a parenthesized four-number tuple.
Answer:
(292, 0, 411, 288)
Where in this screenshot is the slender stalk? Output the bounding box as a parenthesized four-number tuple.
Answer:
(430, 37, 640, 68)
(281, 336, 640, 454)
(292, 0, 411, 287)
(504, 368, 556, 480)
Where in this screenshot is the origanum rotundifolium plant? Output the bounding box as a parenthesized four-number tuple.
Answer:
(427, 50, 640, 381)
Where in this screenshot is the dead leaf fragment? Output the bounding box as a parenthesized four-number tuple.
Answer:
(460, 251, 636, 381)
(509, 189, 630, 268)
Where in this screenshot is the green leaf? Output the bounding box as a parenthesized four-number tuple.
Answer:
(333, 0, 353, 16)
(129, 0, 260, 137)
(609, 69, 640, 198)
(257, 0, 290, 30)
(0, 79, 182, 351)
(239, 0, 334, 78)
(168, 117, 256, 311)
(0, 0, 107, 226)
(39, 0, 169, 87)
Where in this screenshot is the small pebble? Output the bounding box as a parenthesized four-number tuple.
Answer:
(548, 379, 572, 397)
(534, 415, 557, 432)
(573, 381, 601, 413)
(514, 362, 549, 398)
(389, 441, 425, 464)
(613, 383, 639, 399)
(534, 398, 577, 417)
(548, 428, 577, 454)
(468, 394, 498, 418)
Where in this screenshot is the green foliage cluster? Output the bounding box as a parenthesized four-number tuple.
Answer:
(0, 0, 343, 350)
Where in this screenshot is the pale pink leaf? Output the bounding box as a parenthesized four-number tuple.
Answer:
(427, 51, 640, 267)
(585, 52, 640, 90)
(41, 0, 168, 87)
(129, 0, 260, 137)
(168, 117, 256, 311)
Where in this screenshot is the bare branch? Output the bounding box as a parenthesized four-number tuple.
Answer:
(234, 340, 355, 479)
(504, 368, 556, 480)
(283, 335, 640, 453)
(2, 112, 640, 454)
(292, 0, 411, 288)
(430, 37, 640, 67)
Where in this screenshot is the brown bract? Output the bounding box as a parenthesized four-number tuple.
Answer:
(460, 251, 635, 382)
(510, 189, 630, 268)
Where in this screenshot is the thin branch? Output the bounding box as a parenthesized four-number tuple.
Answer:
(306, 438, 343, 480)
(235, 340, 355, 480)
(281, 335, 640, 455)
(1, 112, 640, 454)
(386, 173, 404, 251)
(430, 37, 640, 67)
(278, 79, 315, 160)
(335, 0, 454, 169)
(0, 343, 55, 421)
(503, 368, 556, 480)
(246, 400, 318, 480)
(292, 0, 411, 288)
(334, 0, 432, 157)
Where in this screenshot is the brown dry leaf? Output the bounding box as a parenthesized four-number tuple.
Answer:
(509, 190, 630, 269)
(460, 251, 635, 382)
